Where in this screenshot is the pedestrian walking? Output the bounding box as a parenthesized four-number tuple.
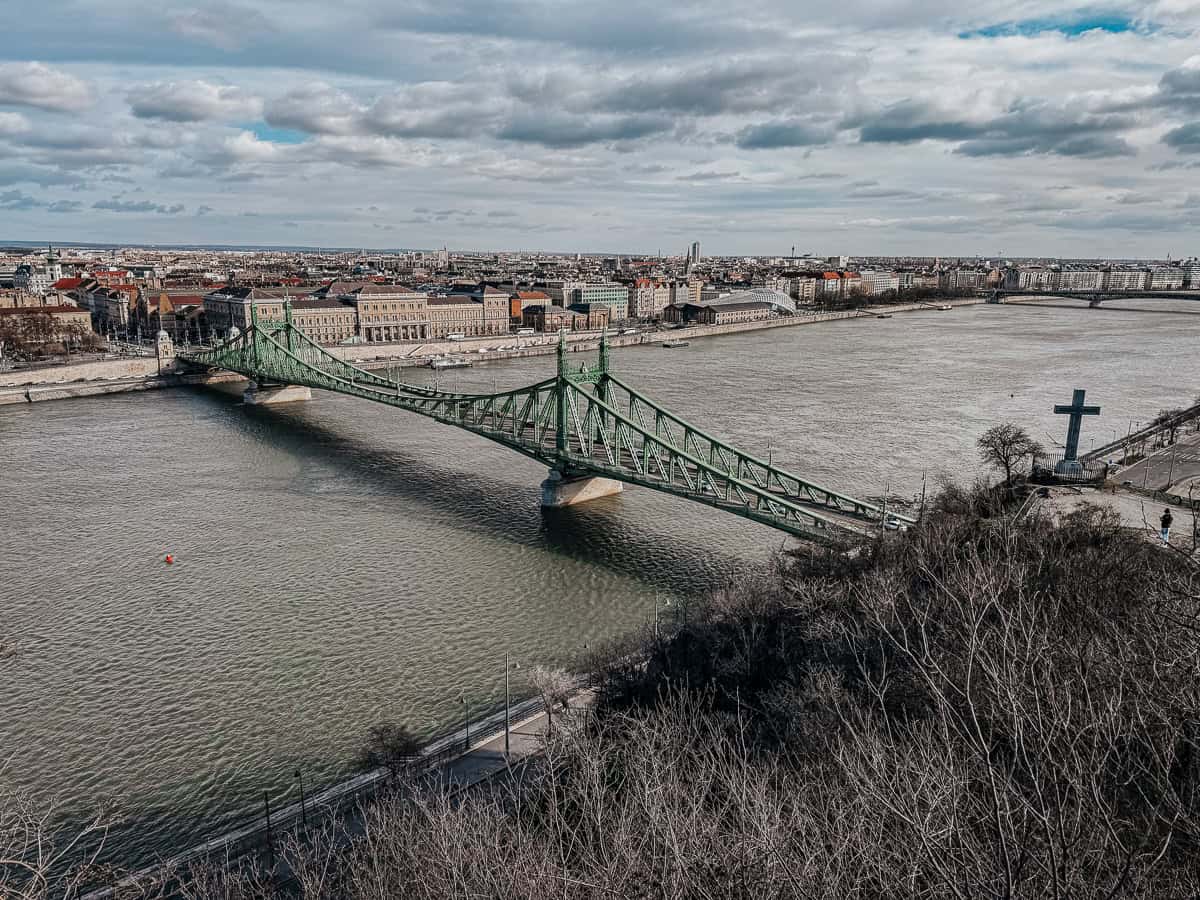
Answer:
(1160, 508, 1173, 544)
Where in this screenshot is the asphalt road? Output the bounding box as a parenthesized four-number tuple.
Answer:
(1112, 429, 1200, 494)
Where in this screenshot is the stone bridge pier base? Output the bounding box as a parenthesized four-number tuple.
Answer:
(244, 381, 313, 405)
(540, 468, 623, 507)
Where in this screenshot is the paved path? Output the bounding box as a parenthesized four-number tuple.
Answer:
(84, 694, 589, 898)
(1041, 486, 1196, 553)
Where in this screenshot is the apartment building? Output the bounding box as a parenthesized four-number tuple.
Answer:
(858, 271, 900, 295)
(1102, 269, 1150, 291)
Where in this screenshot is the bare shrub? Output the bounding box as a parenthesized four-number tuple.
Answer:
(355, 723, 420, 780)
(527, 665, 575, 729)
(25, 484, 1200, 899)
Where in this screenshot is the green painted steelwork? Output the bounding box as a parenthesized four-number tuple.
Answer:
(181, 312, 915, 541)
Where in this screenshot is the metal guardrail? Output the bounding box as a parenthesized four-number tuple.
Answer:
(83, 695, 548, 898)
(1082, 402, 1200, 463)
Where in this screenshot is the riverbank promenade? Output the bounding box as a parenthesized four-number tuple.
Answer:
(85, 693, 589, 899)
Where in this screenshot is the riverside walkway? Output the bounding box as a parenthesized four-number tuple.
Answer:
(84, 694, 585, 898)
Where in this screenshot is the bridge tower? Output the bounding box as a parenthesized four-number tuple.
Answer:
(243, 302, 313, 405)
(540, 329, 624, 508)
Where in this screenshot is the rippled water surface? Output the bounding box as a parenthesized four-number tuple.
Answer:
(1, 299, 1197, 867)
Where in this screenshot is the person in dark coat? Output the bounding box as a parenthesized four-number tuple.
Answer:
(1161, 508, 1173, 543)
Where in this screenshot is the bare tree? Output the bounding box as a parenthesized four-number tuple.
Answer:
(0, 781, 126, 900)
(977, 422, 1043, 487)
(527, 665, 575, 729)
(356, 723, 420, 780)
(1155, 407, 1186, 444)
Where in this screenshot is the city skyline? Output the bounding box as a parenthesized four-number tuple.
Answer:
(2, 1, 1200, 256)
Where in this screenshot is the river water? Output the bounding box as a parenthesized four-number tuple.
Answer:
(2, 298, 1197, 868)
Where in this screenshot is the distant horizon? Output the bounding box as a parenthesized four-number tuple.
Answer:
(0, 238, 1191, 265)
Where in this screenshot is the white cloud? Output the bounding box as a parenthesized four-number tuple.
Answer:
(0, 111, 30, 134)
(0, 61, 92, 112)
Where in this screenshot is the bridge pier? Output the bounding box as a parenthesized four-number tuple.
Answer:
(243, 381, 312, 405)
(540, 468, 623, 507)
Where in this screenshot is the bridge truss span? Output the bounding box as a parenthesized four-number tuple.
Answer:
(181, 304, 913, 541)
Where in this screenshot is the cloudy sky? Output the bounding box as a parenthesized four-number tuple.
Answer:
(2, 0, 1200, 256)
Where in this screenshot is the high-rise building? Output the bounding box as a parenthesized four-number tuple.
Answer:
(691, 241, 701, 264)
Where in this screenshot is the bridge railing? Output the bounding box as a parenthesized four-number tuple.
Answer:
(603, 374, 914, 525)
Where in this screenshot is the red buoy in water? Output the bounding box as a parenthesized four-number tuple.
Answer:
(165, 554, 174, 565)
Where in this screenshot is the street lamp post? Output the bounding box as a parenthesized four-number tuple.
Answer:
(504, 652, 520, 759)
(458, 692, 471, 750)
(263, 790, 275, 869)
(294, 769, 307, 827)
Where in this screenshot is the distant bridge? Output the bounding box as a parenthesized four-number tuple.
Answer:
(180, 304, 912, 542)
(984, 289, 1200, 307)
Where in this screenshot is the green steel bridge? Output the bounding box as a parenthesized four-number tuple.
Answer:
(180, 305, 914, 542)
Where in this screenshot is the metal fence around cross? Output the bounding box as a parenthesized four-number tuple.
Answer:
(1031, 453, 1109, 486)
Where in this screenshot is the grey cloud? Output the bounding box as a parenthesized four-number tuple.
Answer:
(497, 113, 671, 147)
(677, 170, 740, 182)
(847, 186, 928, 200)
(264, 84, 362, 135)
(0, 61, 92, 112)
(592, 59, 835, 117)
(1163, 122, 1200, 153)
(0, 190, 81, 214)
(0, 163, 86, 187)
(378, 0, 769, 55)
(129, 81, 262, 122)
(1149, 159, 1200, 170)
(854, 99, 1138, 158)
(93, 198, 186, 214)
(267, 82, 487, 141)
(957, 134, 1135, 158)
(736, 119, 834, 149)
(167, 2, 273, 50)
(1036, 210, 1200, 232)
(0, 189, 40, 210)
(854, 100, 985, 143)
(1156, 59, 1200, 113)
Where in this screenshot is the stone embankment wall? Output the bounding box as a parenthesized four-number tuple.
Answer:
(350, 298, 985, 369)
(0, 298, 984, 401)
(0, 371, 241, 405)
(0, 357, 161, 387)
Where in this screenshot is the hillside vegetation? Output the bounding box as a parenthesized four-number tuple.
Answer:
(7, 490, 1200, 899)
